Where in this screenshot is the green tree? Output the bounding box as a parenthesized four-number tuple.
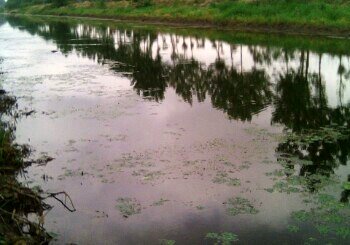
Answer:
(52, 0, 68, 7)
(5, 0, 22, 9)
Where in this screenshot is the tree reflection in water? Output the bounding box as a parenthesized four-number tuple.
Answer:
(6, 16, 350, 198)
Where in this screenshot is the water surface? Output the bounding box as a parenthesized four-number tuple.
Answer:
(0, 16, 350, 244)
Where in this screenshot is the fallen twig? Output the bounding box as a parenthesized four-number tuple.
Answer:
(44, 191, 76, 212)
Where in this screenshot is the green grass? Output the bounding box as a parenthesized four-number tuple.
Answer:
(7, 0, 350, 34)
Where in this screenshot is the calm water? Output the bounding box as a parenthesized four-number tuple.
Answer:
(0, 16, 350, 244)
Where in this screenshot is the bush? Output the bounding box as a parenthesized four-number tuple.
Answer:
(96, 0, 106, 8)
(5, 0, 22, 9)
(52, 0, 68, 7)
(133, 0, 152, 8)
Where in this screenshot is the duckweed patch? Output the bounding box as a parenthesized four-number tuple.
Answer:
(267, 125, 349, 196)
(224, 197, 258, 216)
(284, 126, 349, 147)
(265, 171, 339, 194)
(196, 205, 205, 210)
(238, 161, 252, 170)
(287, 225, 300, 233)
(265, 180, 301, 194)
(57, 168, 86, 180)
(273, 125, 350, 242)
(342, 182, 350, 190)
(143, 171, 164, 181)
(289, 194, 350, 240)
(152, 198, 169, 206)
(159, 239, 176, 245)
(116, 198, 141, 218)
(212, 172, 241, 187)
(205, 232, 238, 244)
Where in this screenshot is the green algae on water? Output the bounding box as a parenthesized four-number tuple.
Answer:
(224, 197, 258, 216)
(205, 232, 238, 244)
(116, 198, 142, 217)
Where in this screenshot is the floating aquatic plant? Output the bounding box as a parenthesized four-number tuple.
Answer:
(342, 182, 350, 190)
(212, 172, 241, 187)
(116, 198, 141, 217)
(152, 198, 169, 206)
(224, 197, 258, 216)
(290, 194, 350, 240)
(159, 239, 176, 245)
(205, 232, 238, 244)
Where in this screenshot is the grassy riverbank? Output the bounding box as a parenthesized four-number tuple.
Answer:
(7, 14, 350, 55)
(5, 0, 350, 35)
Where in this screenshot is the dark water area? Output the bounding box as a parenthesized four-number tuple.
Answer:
(0, 15, 350, 244)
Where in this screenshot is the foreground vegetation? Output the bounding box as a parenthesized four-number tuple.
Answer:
(4, 0, 350, 35)
(0, 91, 51, 243)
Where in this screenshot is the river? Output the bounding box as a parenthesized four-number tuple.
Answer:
(0, 15, 349, 244)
